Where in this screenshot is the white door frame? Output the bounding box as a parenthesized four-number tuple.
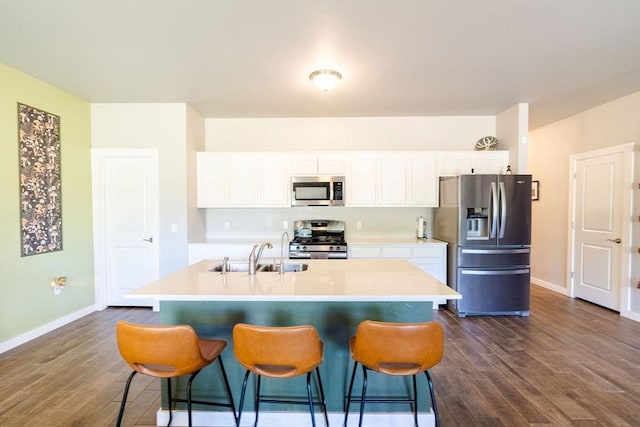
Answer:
(567, 142, 637, 320)
(91, 148, 160, 310)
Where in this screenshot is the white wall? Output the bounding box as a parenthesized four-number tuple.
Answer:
(186, 105, 206, 242)
(204, 116, 495, 151)
(496, 103, 529, 173)
(528, 91, 640, 318)
(91, 103, 192, 275)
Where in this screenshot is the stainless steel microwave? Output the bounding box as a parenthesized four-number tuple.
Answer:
(291, 176, 345, 206)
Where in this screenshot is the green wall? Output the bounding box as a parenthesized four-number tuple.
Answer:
(0, 63, 94, 344)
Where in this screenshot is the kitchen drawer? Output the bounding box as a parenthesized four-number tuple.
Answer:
(381, 247, 412, 258)
(349, 247, 381, 258)
(413, 246, 444, 258)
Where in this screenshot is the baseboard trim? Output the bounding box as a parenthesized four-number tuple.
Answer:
(531, 277, 570, 296)
(0, 305, 96, 354)
(157, 409, 435, 426)
(621, 310, 640, 322)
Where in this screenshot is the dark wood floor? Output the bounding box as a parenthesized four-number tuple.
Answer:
(1, 285, 639, 426)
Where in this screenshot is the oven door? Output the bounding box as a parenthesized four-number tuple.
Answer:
(289, 250, 348, 259)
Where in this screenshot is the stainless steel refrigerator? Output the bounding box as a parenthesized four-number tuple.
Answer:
(434, 174, 532, 317)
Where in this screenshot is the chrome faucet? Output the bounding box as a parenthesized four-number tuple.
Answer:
(221, 256, 229, 274)
(280, 231, 290, 260)
(279, 231, 290, 274)
(248, 241, 273, 275)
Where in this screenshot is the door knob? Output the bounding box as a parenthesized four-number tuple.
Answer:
(606, 238, 621, 244)
(142, 237, 153, 243)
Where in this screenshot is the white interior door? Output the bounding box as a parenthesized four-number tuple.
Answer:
(572, 152, 624, 310)
(93, 150, 159, 307)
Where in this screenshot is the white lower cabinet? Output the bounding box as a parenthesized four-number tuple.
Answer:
(348, 241, 447, 283)
(349, 241, 447, 308)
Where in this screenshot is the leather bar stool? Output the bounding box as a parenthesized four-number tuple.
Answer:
(344, 320, 444, 427)
(115, 321, 237, 427)
(232, 323, 329, 427)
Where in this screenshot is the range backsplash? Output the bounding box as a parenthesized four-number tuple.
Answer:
(205, 207, 433, 239)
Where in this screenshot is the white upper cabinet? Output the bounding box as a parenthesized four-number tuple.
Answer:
(437, 150, 509, 176)
(345, 153, 377, 206)
(377, 154, 406, 206)
(197, 152, 228, 206)
(407, 152, 438, 206)
(346, 151, 439, 207)
(290, 152, 345, 175)
(260, 153, 290, 206)
(227, 154, 259, 206)
(197, 152, 289, 207)
(198, 150, 508, 208)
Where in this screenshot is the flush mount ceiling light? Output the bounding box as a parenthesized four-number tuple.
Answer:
(309, 69, 342, 91)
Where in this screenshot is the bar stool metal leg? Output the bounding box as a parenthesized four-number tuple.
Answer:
(166, 377, 173, 427)
(343, 361, 358, 427)
(306, 372, 317, 427)
(315, 367, 330, 427)
(425, 371, 440, 427)
(254, 374, 262, 427)
(237, 370, 251, 427)
(358, 365, 368, 427)
(218, 357, 239, 426)
(412, 374, 418, 427)
(116, 371, 137, 427)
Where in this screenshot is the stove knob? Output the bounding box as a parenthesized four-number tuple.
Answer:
(302, 246, 307, 251)
(329, 246, 334, 251)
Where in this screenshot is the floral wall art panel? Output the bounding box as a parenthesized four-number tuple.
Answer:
(18, 103, 62, 256)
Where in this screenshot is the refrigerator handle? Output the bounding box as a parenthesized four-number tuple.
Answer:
(490, 182, 498, 238)
(499, 181, 507, 238)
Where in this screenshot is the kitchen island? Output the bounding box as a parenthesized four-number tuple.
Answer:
(127, 258, 460, 427)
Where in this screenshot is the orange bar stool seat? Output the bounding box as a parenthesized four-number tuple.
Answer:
(115, 321, 237, 427)
(344, 320, 444, 427)
(232, 323, 329, 427)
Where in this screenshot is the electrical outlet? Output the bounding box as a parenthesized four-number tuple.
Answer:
(356, 221, 362, 230)
(283, 220, 288, 229)
(224, 221, 230, 231)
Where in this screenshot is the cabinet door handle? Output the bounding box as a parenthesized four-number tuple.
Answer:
(142, 237, 153, 243)
(606, 238, 621, 244)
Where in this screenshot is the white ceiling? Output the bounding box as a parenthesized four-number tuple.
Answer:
(1, 0, 639, 130)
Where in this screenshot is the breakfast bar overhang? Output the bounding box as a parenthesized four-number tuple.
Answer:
(127, 258, 461, 427)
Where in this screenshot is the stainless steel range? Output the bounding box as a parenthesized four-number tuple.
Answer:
(289, 220, 348, 259)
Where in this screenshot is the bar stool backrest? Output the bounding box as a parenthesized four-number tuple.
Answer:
(352, 320, 444, 375)
(233, 323, 323, 378)
(116, 321, 208, 378)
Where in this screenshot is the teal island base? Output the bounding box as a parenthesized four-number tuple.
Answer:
(157, 299, 437, 427)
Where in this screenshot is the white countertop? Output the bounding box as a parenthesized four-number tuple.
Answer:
(189, 237, 446, 246)
(347, 237, 445, 245)
(127, 258, 460, 302)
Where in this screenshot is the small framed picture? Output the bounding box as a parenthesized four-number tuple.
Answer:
(531, 180, 540, 201)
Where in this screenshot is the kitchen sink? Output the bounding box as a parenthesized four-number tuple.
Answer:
(209, 262, 308, 273)
(209, 262, 251, 272)
(259, 262, 309, 272)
